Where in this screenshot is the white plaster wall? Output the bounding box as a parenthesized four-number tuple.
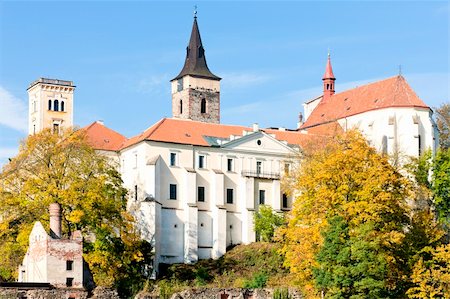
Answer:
(160, 208, 184, 264)
(340, 107, 436, 160)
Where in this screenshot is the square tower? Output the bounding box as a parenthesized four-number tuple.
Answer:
(28, 78, 75, 135)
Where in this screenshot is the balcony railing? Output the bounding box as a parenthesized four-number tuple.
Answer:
(241, 170, 280, 180)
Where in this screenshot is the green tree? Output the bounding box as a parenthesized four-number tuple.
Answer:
(432, 148, 450, 224)
(313, 216, 387, 299)
(0, 129, 151, 296)
(253, 205, 285, 242)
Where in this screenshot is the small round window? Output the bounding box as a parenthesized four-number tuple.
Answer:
(257, 140, 262, 146)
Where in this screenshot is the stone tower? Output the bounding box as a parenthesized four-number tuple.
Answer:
(27, 78, 75, 135)
(171, 15, 221, 124)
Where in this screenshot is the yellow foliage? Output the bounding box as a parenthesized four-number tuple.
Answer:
(407, 244, 450, 298)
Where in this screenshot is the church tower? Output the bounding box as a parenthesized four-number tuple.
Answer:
(322, 53, 336, 103)
(171, 15, 221, 124)
(27, 78, 75, 135)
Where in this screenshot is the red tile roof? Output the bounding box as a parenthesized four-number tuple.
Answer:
(83, 121, 127, 151)
(121, 118, 326, 150)
(301, 75, 429, 129)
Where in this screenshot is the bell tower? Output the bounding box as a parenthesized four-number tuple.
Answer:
(322, 53, 336, 103)
(171, 15, 221, 124)
(28, 78, 75, 135)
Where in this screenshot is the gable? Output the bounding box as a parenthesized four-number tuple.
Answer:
(222, 131, 295, 155)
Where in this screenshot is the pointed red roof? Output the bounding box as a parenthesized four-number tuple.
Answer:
(83, 121, 127, 151)
(302, 75, 429, 129)
(323, 54, 335, 79)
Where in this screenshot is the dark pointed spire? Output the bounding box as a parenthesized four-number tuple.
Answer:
(172, 16, 221, 81)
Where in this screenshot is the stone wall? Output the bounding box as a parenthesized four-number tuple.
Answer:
(136, 288, 303, 299)
(0, 287, 119, 299)
(169, 288, 303, 299)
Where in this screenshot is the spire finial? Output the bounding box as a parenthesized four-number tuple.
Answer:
(398, 64, 402, 76)
(194, 5, 197, 18)
(328, 48, 330, 58)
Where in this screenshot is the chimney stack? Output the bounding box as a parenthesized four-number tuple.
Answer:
(49, 203, 62, 239)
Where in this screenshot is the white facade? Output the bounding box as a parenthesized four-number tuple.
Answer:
(120, 131, 296, 272)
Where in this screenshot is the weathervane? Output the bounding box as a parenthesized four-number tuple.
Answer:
(194, 5, 197, 18)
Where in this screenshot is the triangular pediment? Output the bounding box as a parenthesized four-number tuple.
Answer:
(221, 131, 295, 154)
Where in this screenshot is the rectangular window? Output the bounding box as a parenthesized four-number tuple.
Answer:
(282, 193, 288, 209)
(259, 190, 266, 205)
(53, 123, 59, 134)
(198, 155, 205, 169)
(66, 277, 74, 287)
(134, 185, 138, 201)
(169, 184, 177, 200)
(66, 260, 73, 271)
(256, 161, 262, 174)
(226, 188, 234, 204)
(170, 153, 177, 166)
(227, 158, 233, 172)
(198, 186, 205, 202)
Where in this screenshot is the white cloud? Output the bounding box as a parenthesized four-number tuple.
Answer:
(0, 86, 28, 132)
(221, 72, 272, 89)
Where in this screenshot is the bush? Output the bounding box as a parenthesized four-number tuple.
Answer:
(243, 271, 268, 289)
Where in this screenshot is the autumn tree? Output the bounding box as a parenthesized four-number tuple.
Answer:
(0, 129, 151, 296)
(253, 205, 285, 242)
(280, 131, 412, 297)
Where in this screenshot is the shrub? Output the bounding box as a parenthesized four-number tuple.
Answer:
(243, 271, 268, 289)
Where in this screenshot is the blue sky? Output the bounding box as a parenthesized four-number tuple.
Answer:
(0, 1, 449, 167)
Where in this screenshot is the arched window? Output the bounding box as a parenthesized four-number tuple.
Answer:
(54, 100, 59, 111)
(48, 100, 52, 110)
(179, 100, 183, 114)
(61, 101, 65, 112)
(201, 98, 206, 114)
(326, 83, 330, 90)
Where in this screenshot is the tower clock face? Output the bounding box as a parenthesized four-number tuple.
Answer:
(177, 79, 183, 92)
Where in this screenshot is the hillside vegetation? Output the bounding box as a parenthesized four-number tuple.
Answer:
(155, 242, 295, 295)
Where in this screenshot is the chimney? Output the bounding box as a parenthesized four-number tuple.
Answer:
(252, 123, 259, 132)
(49, 203, 62, 239)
